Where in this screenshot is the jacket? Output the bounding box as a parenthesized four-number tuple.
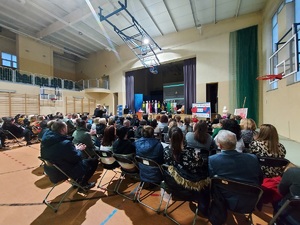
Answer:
(135, 137, 164, 183)
(41, 129, 87, 182)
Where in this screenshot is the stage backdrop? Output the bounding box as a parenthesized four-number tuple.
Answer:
(134, 93, 143, 113)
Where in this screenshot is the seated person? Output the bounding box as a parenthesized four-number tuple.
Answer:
(98, 125, 119, 169)
(164, 126, 210, 215)
(112, 126, 136, 155)
(134, 119, 147, 139)
(135, 125, 164, 183)
(63, 113, 76, 135)
(185, 121, 217, 152)
(41, 120, 98, 189)
(2, 117, 33, 145)
(72, 118, 98, 159)
(274, 167, 300, 225)
(250, 124, 287, 178)
(208, 130, 263, 224)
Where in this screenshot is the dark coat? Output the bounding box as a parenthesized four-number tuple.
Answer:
(41, 129, 88, 182)
(135, 137, 164, 183)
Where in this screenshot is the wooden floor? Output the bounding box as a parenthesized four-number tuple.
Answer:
(0, 141, 274, 225)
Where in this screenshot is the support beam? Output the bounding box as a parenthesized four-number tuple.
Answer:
(162, 0, 178, 32)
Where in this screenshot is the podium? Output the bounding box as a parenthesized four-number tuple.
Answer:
(136, 112, 143, 120)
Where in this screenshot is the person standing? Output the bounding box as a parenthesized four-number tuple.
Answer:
(94, 104, 106, 118)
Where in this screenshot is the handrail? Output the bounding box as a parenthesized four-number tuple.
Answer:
(0, 66, 110, 91)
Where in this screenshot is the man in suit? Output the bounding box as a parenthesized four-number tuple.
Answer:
(208, 130, 263, 225)
(209, 129, 263, 184)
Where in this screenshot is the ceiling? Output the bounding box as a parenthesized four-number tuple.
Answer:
(0, 0, 268, 61)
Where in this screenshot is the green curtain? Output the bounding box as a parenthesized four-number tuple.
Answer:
(230, 25, 259, 123)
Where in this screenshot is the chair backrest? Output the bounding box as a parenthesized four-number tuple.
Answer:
(98, 149, 116, 165)
(2, 129, 19, 140)
(257, 156, 290, 168)
(269, 196, 300, 225)
(113, 153, 138, 172)
(211, 177, 264, 214)
(135, 155, 164, 182)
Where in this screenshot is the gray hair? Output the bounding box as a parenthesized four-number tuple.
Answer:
(216, 130, 237, 150)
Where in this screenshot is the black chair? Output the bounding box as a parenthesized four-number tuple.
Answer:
(97, 149, 120, 191)
(257, 156, 290, 168)
(210, 177, 264, 225)
(38, 157, 88, 212)
(135, 155, 165, 213)
(113, 153, 140, 200)
(269, 196, 300, 225)
(161, 165, 200, 225)
(2, 129, 25, 147)
(257, 156, 290, 177)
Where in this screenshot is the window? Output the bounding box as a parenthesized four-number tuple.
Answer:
(1, 52, 18, 69)
(270, 10, 280, 90)
(270, 0, 300, 88)
(295, 0, 300, 81)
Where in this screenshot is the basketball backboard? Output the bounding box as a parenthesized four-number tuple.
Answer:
(269, 23, 300, 82)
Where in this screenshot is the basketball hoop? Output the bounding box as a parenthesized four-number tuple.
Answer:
(256, 73, 283, 80)
(50, 98, 57, 102)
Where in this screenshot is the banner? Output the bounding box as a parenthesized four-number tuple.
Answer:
(192, 102, 211, 118)
(234, 108, 248, 118)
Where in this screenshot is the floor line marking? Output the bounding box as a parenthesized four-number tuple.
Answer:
(100, 209, 118, 225)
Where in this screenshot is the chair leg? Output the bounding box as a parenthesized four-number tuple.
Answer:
(115, 172, 139, 201)
(97, 169, 118, 191)
(136, 181, 164, 213)
(43, 183, 74, 213)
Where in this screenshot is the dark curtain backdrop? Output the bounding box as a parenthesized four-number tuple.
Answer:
(183, 58, 196, 114)
(125, 72, 134, 113)
(235, 25, 259, 123)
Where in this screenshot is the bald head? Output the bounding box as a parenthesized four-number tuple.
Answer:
(216, 130, 237, 150)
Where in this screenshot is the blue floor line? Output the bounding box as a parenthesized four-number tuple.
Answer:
(100, 209, 118, 225)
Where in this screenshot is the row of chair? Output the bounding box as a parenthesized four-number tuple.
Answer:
(39, 152, 299, 225)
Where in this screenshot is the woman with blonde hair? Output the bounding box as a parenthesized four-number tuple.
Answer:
(240, 118, 258, 148)
(250, 124, 286, 178)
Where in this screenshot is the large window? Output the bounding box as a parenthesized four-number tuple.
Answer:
(270, 0, 300, 89)
(1, 52, 17, 69)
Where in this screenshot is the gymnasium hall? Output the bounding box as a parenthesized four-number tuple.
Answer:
(0, 0, 299, 224)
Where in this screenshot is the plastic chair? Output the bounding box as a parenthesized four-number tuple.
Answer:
(113, 153, 140, 200)
(38, 157, 88, 212)
(134, 155, 165, 213)
(97, 149, 120, 191)
(210, 177, 264, 225)
(269, 196, 300, 225)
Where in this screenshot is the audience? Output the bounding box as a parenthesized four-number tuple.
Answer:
(112, 126, 136, 155)
(250, 124, 287, 178)
(164, 126, 210, 215)
(220, 119, 245, 153)
(240, 118, 258, 148)
(180, 116, 193, 136)
(185, 121, 217, 151)
(208, 130, 263, 224)
(2, 117, 33, 145)
(135, 125, 164, 183)
(41, 120, 98, 189)
(99, 125, 119, 169)
(72, 118, 97, 158)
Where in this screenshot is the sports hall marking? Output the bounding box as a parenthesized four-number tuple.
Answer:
(100, 208, 118, 225)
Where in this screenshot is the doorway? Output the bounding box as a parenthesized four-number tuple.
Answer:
(113, 92, 118, 115)
(206, 83, 218, 113)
